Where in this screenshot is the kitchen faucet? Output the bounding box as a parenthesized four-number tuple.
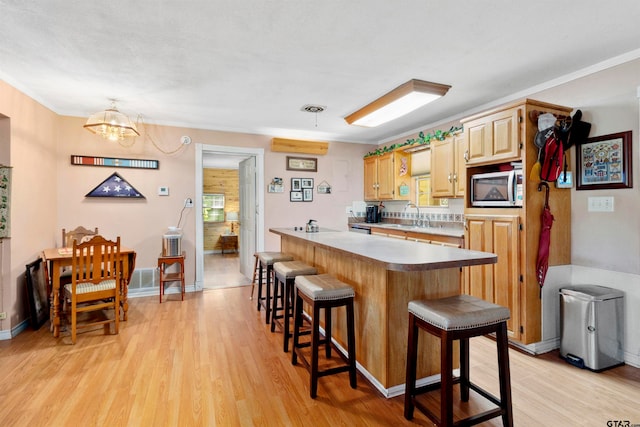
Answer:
(404, 202, 429, 227)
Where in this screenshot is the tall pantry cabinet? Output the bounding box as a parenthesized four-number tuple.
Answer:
(461, 99, 573, 345)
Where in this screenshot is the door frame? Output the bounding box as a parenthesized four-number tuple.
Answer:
(195, 143, 265, 291)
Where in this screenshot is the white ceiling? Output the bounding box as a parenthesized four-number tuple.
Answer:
(2, 1, 640, 145)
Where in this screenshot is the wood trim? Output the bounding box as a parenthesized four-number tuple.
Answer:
(271, 138, 329, 155)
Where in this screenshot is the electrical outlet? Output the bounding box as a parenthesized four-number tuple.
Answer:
(184, 198, 194, 208)
(0, 312, 6, 320)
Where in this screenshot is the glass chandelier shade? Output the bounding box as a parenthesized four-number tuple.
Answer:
(84, 102, 140, 141)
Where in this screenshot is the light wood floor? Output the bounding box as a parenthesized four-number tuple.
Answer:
(203, 252, 251, 289)
(1, 263, 639, 426)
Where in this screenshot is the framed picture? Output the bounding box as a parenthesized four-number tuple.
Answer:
(286, 156, 317, 172)
(290, 191, 303, 202)
(291, 178, 301, 191)
(303, 188, 313, 202)
(25, 257, 49, 330)
(301, 178, 314, 189)
(576, 131, 633, 190)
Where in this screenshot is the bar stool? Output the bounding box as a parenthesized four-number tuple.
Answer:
(255, 252, 294, 324)
(404, 294, 513, 426)
(292, 274, 357, 399)
(271, 260, 318, 351)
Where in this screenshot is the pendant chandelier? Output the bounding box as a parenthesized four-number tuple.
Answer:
(84, 101, 140, 141)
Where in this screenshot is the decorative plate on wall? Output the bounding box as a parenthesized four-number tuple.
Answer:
(85, 172, 145, 198)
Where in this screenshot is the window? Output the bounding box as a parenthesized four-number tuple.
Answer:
(415, 175, 448, 207)
(203, 194, 225, 222)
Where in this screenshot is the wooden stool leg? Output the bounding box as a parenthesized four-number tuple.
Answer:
(460, 337, 470, 402)
(404, 313, 418, 420)
(346, 299, 357, 389)
(256, 261, 263, 311)
(250, 255, 258, 300)
(283, 278, 293, 352)
(265, 265, 272, 324)
(497, 323, 514, 427)
(291, 292, 303, 366)
(324, 305, 332, 358)
(310, 301, 321, 398)
(441, 331, 454, 426)
(271, 275, 283, 332)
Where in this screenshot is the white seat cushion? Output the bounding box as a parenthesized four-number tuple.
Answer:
(257, 252, 294, 265)
(408, 294, 510, 331)
(295, 274, 354, 301)
(64, 279, 116, 295)
(273, 261, 317, 278)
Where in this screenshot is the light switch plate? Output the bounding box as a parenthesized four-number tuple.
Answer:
(158, 186, 169, 196)
(588, 196, 614, 212)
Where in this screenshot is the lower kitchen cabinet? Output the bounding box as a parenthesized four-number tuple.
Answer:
(465, 214, 520, 340)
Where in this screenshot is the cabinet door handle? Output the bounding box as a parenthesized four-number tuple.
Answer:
(448, 173, 452, 183)
(464, 150, 469, 162)
(453, 172, 457, 182)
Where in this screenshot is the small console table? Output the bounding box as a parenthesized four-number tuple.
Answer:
(220, 234, 238, 254)
(158, 251, 186, 302)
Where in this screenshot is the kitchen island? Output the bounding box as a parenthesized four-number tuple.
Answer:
(270, 228, 497, 396)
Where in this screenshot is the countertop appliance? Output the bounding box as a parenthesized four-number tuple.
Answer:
(305, 219, 319, 232)
(366, 205, 380, 223)
(470, 169, 523, 207)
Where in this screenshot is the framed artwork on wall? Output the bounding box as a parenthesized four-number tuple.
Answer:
(290, 191, 303, 202)
(291, 178, 302, 191)
(303, 188, 313, 202)
(576, 131, 633, 190)
(286, 156, 317, 172)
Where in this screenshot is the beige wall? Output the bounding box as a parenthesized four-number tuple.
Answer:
(0, 80, 58, 332)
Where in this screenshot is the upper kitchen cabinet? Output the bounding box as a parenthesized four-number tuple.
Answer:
(463, 107, 522, 166)
(363, 151, 411, 201)
(431, 133, 466, 198)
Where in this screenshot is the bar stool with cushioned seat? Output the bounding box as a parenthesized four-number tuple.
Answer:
(404, 294, 513, 426)
(255, 252, 294, 324)
(292, 274, 357, 399)
(271, 260, 317, 351)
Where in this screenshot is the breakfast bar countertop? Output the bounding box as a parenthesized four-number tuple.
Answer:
(269, 228, 495, 272)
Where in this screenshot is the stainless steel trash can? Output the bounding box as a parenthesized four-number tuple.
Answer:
(559, 285, 624, 371)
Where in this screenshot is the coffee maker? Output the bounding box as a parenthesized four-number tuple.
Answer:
(366, 205, 379, 223)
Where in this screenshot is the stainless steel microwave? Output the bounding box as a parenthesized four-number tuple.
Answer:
(470, 169, 523, 207)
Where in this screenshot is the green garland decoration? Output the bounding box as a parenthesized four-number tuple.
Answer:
(363, 125, 464, 158)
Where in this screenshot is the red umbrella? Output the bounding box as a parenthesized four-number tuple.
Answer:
(536, 182, 554, 291)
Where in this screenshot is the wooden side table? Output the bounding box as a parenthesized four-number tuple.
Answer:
(220, 234, 238, 254)
(158, 251, 186, 302)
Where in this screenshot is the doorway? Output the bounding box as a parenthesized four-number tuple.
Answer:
(195, 144, 265, 291)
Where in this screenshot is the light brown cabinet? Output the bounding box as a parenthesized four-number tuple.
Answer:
(465, 214, 520, 340)
(461, 99, 573, 345)
(431, 133, 466, 198)
(363, 151, 411, 201)
(464, 107, 522, 166)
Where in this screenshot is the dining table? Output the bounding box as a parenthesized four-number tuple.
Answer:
(42, 246, 136, 338)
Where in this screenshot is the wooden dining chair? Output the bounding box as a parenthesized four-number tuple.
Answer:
(63, 235, 121, 344)
(62, 226, 99, 248)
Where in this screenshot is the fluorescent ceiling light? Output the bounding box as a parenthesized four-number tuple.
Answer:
(344, 79, 451, 127)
